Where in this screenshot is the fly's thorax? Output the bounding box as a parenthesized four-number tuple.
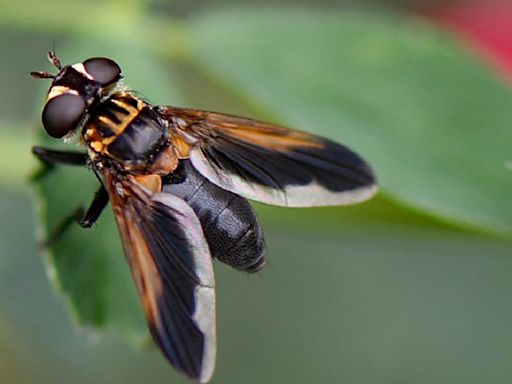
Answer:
(83, 92, 178, 174)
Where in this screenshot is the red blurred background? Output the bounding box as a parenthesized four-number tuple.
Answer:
(419, 0, 512, 82)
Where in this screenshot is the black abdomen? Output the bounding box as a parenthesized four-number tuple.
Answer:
(163, 160, 265, 272)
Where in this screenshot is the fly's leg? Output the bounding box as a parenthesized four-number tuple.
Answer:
(31, 146, 88, 181)
(32, 147, 108, 245)
(78, 186, 109, 228)
(42, 186, 109, 247)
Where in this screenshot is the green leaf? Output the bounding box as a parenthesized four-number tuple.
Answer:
(0, 126, 35, 192)
(0, 0, 148, 39)
(32, 36, 185, 341)
(189, 8, 512, 236)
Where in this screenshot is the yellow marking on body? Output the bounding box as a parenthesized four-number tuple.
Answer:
(98, 115, 120, 131)
(132, 174, 162, 193)
(111, 96, 141, 114)
(88, 136, 119, 154)
(47, 86, 78, 101)
(84, 93, 145, 156)
(90, 141, 105, 152)
(84, 129, 105, 151)
(172, 136, 191, 158)
(85, 128, 111, 155)
(98, 95, 143, 137)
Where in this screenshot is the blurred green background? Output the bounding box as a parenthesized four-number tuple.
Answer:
(2, 0, 512, 383)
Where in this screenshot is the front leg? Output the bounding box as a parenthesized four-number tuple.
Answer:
(31, 146, 89, 181)
(43, 185, 109, 247)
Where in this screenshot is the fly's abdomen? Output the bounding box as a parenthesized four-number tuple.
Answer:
(163, 160, 266, 272)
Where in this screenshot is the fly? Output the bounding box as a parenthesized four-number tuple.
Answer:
(31, 51, 378, 382)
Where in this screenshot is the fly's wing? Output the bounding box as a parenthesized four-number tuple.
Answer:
(159, 106, 377, 207)
(104, 172, 216, 383)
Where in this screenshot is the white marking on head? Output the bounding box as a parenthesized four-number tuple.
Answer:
(46, 86, 79, 101)
(71, 63, 94, 80)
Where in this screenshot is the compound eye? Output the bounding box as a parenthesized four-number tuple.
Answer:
(42, 93, 86, 138)
(83, 57, 121, 85)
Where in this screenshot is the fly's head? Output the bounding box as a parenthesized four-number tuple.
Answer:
(32, 50, 122, 139)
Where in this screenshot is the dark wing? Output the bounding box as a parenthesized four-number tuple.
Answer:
(163, 159, 265, 272)
(159, 106, 377, 207)
(104, 171, 216, 383)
